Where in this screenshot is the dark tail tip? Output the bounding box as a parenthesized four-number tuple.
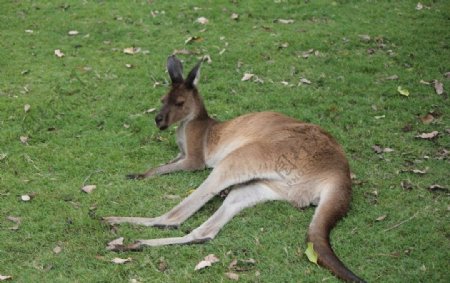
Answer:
(309, 236, 366, 283)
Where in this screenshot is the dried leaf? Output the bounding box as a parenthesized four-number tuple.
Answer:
(241, 73, 254, 81)
(397, 86, 409, 96)
(185, 36, 203, 44)
(231, 13, 239, 20)
(24, 104, 31, 112)
(416, 131, 439, 140)
(299, 78, 311, 85)
(7, 216, 21, 230)
(20, 136, 29, 144)
(21, 194, 31, 202)
(54, 49, 64, 58)
(416, 2, 423, 10)
(53, 245, 62, 254)
(125, 64, 133, 68)
(433, 80, 444, 95)
(194, 260, 211, 271)
(158, 258, 168, 272)
(123, 47, 141, 55)
(0, 153, 7, 161)
(25, 29, 33, 33)
(385, 75, 399, 80)
(402, 168, 428, 175)
(195, 254, 219, 271)
(444, 72, 450, 79)
(81, 185, 96, 194)
(358, 34, 371, 42)
(144, 108, 156, 114)
(420, 113, 434, 124)
(68, 30, 79, 36)
(225, 272, 239, 281)
(419, 79, 431, 85)
(401, 181, 414, 190)
(428, 184, 448, 193)
(372, 145, 393, 154)
(196, 17, 209, 25)
(278, 42, 289, 49)
(0, 275, 12, 281)
(173, 49, 193, 55)
(204, 254, 220, 264)
(111, 257, 132, 264)
(275, 19, 294, 24)
(305, 242, 318, 265)
(107, 237, 124, 250)
(376, 215, 387, 221)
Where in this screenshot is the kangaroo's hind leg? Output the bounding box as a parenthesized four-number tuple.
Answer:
(108, 181, 283, 251)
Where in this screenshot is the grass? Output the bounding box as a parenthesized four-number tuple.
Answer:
(0, 0, 449, 282)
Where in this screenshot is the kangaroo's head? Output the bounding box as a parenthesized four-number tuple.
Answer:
(155, 55, 203, 130)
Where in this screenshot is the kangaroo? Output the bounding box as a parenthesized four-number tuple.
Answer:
(104, 55, 366, 282)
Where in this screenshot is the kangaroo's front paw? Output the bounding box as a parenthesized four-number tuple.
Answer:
(126, 173, 145, 180)
(107, 241, 143, 252)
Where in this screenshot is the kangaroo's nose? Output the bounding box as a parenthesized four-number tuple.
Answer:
(155, 114, 163, 124)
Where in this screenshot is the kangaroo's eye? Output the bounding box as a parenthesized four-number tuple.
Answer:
(175, 101, 185, 107)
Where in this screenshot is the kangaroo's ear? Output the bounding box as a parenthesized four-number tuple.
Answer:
(167, 55, 184, 84)
(185, 60, 202, 89)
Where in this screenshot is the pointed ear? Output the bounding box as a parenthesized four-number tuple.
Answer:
(185, 60, 202, 89)
(167, 55, 184, 84)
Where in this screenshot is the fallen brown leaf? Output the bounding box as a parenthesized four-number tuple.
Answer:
(231, 13, 239, 20)
(376, 215, 387, 221)
(185, 36, 203, 44)
(274, 19, 294, 24)
(20, 136, 29, 144)
(111, 257, 132, 264)
(241, 73, 254, 81)
(428, 184, 448, 194)
(158, 258, 169, 272)
(385, 75, 399, 80)
(123, 47, 141, 55)
(299, 78, 311, 85)
(106, 237, 124, 250)
(81, 185, 96, 194)
(24, 104, 31, 112)
(194, 254, 219, 271)
(196, 17, 208, 25)
(225, 272, 239, 281)
(358, 34, 371, 42)
(372, 145, 394, 154)
(54, 49, 64, 58)
(401, 181, 414, 191)
(420, 113, 434, 124)
(7, 216, 21, 230)
(433, 80, 444, 95)
(53, 245, 62, 254)
(416, 131, 439, 140)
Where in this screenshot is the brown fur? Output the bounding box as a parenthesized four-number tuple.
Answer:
(105, 56, 366, 283)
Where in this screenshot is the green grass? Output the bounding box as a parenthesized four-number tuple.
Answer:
(1, 0, 449, 282)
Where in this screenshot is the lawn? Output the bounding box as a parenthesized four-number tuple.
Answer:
(0, 0, 449, 282)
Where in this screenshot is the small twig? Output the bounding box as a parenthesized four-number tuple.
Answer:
(383, 212, 419, 232)
(81, 169, 104, 187)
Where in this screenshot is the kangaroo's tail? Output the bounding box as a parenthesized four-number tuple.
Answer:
(307, 177, 366, 283)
